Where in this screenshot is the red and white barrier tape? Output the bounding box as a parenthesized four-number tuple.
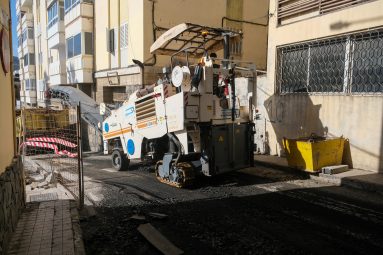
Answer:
(20, 141, 78, 158)
(164, 85, 169, 98)
(27, 137, 77, 148)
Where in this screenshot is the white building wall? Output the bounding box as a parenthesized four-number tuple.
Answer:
(262, 0, 383, 172)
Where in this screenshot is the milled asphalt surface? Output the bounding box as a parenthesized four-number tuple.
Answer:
(80, 153, 383, 255)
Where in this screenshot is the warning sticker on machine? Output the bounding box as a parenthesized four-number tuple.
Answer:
(221, 109, 239, 118)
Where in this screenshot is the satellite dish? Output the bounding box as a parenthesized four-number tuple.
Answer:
(171, 66, 191, 90)
(171, 66, 183, 87)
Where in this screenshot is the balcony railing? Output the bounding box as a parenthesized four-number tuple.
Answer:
(277, 0, 375, 24)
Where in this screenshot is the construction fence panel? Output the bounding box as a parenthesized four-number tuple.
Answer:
(19, 106, 84, 208)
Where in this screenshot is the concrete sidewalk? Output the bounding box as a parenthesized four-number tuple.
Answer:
(6, 200, 85, 255)
(254, 154, 383, 195)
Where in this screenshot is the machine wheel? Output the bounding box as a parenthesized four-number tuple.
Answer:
(111, 150, 130, 171)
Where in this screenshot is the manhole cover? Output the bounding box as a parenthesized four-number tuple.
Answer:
(30, 192, 58, 202)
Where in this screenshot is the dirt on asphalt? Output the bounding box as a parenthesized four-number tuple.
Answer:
(80, 155, 383, 255)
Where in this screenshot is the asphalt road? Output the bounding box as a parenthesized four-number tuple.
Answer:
(80, 153, 383, 255)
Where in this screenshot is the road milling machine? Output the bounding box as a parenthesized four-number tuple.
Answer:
(102, 23, 256, 187)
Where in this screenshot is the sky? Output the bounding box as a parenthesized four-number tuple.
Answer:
(10, 0, 17, 57)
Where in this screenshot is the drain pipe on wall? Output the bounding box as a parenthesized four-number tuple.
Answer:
(92, 1, 96, 100)
(221, 16, 268, 28)
(143, 0, 158, 67)
(132, 59, 145, 89)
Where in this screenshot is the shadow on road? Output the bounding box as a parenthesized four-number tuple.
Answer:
(80, 184, 383, 255)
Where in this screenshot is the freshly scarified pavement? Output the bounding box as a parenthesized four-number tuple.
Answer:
(80, 154, 383, 255)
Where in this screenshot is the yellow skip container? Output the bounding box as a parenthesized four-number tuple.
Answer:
(283, 136, 345, 173)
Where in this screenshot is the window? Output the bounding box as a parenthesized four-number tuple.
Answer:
(67, 37, 74, 58)
(230, 40, 242, 56)
(28, 28, 34, 39)
(60, 2, 64, 21)
(84, 32, 93, 54)
(107, 29, 115, 53)
(24, 53, 35, 66)
(64, 0, 80, 13)
(308, 40, 346, 93)
(351, 33, 383, 93)
(47, 1, 58, 29)
(67, 33, 82, 58)
(17, 12, 25, 23)
(18, 36, 22, 47)
(38, 81, 46, 92)
(277, 28, 383, 94)
(279, 45, 309, 93)
(25, 79, 36, 91)
(22, 28, 33, 43)
(22, 30, 27, 42)
(38, 52, 43, 65)
(73, 33, 81, 56)
(120, 23, 128, 49)
(24, 54, 28, 66)
(29, 53, 35, 65)
(36, 0, 40, 22)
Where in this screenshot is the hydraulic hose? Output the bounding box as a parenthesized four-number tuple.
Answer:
(168, 133, 182, 164)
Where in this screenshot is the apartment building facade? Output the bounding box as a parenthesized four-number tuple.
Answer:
(259, 0, 383, 172)
(17, 0, 37, 106)
(94, 0, 269, 104)
(17, 0, 94, 108)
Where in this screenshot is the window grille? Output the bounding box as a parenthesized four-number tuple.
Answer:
(120, 23, 128, 49)
(277, 28, 383, 94)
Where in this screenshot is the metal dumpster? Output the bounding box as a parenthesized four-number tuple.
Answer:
(283, 136, 345, 173)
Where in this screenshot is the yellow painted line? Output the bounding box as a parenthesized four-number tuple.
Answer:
(137, 116, 157, 124)
(104, 129, 130, 137)
(103, 117, 160, 138)
(137, 120, 158, 129)
(103, 128, 131, 139)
